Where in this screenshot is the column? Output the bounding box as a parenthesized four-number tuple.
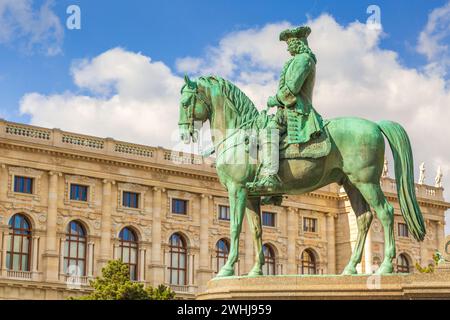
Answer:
(326, 213, 337, 274)
(197, 194, 213, 291)
(44, 171, 61, 282)
(87, 241, 94, 277)
(286, 207, 298, 274)
(32, 236, 39, 273)
(139, 248, 145, 281)
(1, 231, 8, 276)
(98, 179, 113, 273)
(437, 221, 445, 253)
(150, 187, 165, 285)
(59, 239, 65, 276)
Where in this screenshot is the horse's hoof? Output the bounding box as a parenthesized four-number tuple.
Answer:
(216, 266, 235, 278)
(375, 262, 393, 275)
(342, 265, 357, 275)
(247, 266, 263, 277)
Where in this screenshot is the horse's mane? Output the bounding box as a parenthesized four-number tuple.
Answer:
(198, 76, 260, 127)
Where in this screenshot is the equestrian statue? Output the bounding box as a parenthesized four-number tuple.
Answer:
(178, 26, 426, 277)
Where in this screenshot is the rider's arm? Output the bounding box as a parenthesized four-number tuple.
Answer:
(276, 53, 313, 107)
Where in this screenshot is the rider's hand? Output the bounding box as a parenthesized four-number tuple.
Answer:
(267, 96, 279, 109)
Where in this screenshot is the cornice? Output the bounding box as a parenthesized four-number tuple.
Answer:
(0, 140, 218, 182)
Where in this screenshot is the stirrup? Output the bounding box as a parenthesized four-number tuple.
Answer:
(246, 174, 282, 193)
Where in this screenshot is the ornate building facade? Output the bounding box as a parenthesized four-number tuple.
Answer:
(0, 119, 447, 299)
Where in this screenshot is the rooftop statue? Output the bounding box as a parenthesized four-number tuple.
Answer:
(178, 25, 426, 277)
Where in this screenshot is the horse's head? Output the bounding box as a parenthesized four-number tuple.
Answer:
(178, 75, 210, 144)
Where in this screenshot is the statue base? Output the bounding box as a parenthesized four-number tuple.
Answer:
(197, 272, 450, 300)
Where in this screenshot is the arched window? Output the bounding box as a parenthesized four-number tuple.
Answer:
(397, 253, 410, 273)
(119, 227, 138, 280)
(301, 249, 317, 275)
(169, 233, 187, 285)
(215, 239, 229, 273)
(262, 244, 276, 275)
(64, 221, 87, 276)
(7, 214, 32, 271)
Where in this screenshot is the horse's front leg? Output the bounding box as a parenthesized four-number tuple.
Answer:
(217, 184, 247, 277)
(246, 197, 264, 276)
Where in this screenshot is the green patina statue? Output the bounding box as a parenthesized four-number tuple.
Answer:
(178, 26, 426, 277)
(247, 26, 324, 194)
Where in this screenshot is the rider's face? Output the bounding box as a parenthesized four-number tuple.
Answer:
(287, 39, 296, 56)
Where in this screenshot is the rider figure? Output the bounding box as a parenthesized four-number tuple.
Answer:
(246, 26, 324, 193)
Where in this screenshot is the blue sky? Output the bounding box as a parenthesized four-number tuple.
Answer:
(0, 0, 447, 123)
(1, 0, 450, 234)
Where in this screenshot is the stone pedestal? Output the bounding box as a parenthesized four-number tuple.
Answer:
(197, 273, 450, 300)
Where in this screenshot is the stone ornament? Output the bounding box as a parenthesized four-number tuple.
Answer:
(418, 162, 425, 185)
(435, 166, 443, 188)
(382, 158, 389, 178)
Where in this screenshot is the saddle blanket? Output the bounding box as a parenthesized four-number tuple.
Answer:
(279, 126, 331, 159)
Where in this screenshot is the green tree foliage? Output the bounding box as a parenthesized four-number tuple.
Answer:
(70, 260, 175, 300)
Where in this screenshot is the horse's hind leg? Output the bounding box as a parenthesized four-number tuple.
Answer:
(355, 182, 395, 274)
(342, 180, 373, 275)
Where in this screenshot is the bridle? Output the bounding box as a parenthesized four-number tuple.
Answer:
(178, 85, 211, 138)
(179, 81, 256, 158)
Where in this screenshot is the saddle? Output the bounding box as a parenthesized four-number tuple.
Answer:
(279, 122, 331, 159)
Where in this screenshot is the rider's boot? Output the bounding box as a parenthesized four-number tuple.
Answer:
(246, 129, 282, 193)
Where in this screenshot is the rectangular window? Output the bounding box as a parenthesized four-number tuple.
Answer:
(14, 176, 33, 194)
(262, 211, 276, 227)
(398, 223, 409, 238)
(122, 191, 140, 209)
(70, 184, 88, 201)
(172, 198, 188, 215)
(303, 217, 317, 233)
(218, 205, 230, 221)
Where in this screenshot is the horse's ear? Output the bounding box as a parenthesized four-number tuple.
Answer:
(184, 74, 196, 89)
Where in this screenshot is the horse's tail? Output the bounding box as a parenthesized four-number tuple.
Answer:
(378, 120, 426, 241)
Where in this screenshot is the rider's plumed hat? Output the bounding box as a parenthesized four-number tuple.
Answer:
(279, 26, 311, 42)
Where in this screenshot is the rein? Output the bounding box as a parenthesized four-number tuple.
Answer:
(201, 118, 255, 158)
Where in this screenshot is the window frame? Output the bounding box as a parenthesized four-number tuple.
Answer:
(63, 221, 87, 276)
(171, 198, 188, 215)
(301, 249, 317, 275)
(262, 211, 276, 227)
(397, 254, 410, 273)
(122, 191, 140, 209)
(397, 222, 409, 238)
(13, 176, 34, 194)
(69, 184, 89, 202)
(168, 233, 188, 285)
(215, 238, 229, 273)
(6, 214, 32, 272)
(118, 227, 139, 281)
(218, 205, 230, 221)
(303, 217, 318, 233)
(262, 244, 276, 276)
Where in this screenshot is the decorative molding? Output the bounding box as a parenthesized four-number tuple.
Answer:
(166, 190, 195, 222)
(64, 175, 97, 208)
(116, 182, 148, 214)
(7, 166, 44, 201)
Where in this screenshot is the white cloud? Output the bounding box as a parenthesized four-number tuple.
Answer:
(20, 48, 184, 148)
(417, 1, 450, 77)
(0, 0, 63, 55)
(19, 14, 450, 233)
